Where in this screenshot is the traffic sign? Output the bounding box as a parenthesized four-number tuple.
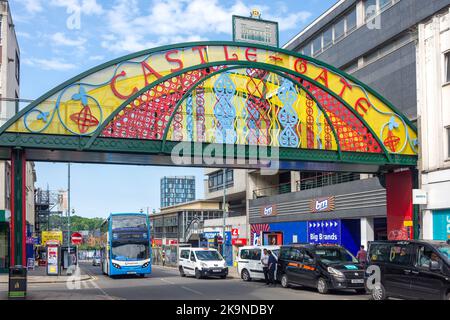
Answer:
(71, 232, 83, 245)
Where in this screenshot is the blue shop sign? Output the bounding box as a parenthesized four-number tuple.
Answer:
(307, 220, 341, 245)
(433, 210, 450, 241)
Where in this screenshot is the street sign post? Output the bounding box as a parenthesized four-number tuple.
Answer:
(71, 232, 82, 245)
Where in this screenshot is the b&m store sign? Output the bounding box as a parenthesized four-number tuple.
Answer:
(433, 210, 450, 241)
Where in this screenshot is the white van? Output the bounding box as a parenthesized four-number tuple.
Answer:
(178, 248, 228, 279)
(237, 246, 280, 281)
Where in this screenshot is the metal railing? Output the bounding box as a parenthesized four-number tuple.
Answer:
(253, 182, 292, 199)
(252, 173, 361, 199)
(296, 173, 360, 191)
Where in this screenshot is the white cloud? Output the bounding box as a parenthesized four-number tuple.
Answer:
(16, 0, 44, 13)
(100, 0, 311, 53)
(23, 58, 77, 71)
(89, 55, 105, 61)
(51, 32, 87, 47)
(17, 0, 103, 15)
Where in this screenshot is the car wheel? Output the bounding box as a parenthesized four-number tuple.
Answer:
(372, 283, 387, 301)
(179, 266, 186, 277)
(317, 278, 329, 294)
(280, 274, 290, 288)
(195, 268, 202, 279)
(241, 269, 251, 282)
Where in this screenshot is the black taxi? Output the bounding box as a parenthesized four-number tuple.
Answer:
(277, 244, 366, 294)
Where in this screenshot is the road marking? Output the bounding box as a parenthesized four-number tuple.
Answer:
(160, 278, 175, 285)
(181, 286, 203, 296)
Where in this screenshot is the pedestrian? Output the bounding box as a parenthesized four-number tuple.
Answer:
(267, 250, 277, 287)
(162, 251, 166, 267)
(261, 249, 270, 285)
(356, 245, 367, 266)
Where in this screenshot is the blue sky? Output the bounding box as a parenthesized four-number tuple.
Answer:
(9, 0, 337, 218)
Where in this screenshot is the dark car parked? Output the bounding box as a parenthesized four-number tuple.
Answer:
(277, 244, 366, 294)
(367, 240, 450, 300)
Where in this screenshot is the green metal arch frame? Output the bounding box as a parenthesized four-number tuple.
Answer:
(158, 66, 344, 160)
(85, 60, 392, 162)
(0, 41, 417, 136)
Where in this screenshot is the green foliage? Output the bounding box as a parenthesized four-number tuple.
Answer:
(42, 215, 104, 232)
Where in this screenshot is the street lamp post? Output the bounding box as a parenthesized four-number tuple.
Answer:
(222, 169, 227, 259)
(67, 163, 71, 268)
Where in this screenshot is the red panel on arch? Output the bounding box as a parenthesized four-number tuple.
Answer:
(386, 170, 413, 240)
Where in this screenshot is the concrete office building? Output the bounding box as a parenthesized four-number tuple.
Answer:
(160, 176, 195, 208)
(245, 0, 450, 253)
(417, 7, 450, 241)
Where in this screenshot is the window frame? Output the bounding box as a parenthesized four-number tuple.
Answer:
(444, 51, 450, 86)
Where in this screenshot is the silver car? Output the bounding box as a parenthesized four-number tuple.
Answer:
(92, 256, 101, 266)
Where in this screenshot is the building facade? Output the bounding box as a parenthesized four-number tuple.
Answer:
(150, 200, 223, 245)
(417, 7, 450, 241)
(160, 176, 195, 208)
(0, 1, 36, 272)
(244, 0, 450, 251)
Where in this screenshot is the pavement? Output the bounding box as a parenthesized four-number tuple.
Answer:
(0, 262, 371, 300)
(0, 264, 92, 284)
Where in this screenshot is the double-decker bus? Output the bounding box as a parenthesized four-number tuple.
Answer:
(100, 213, 151, 277)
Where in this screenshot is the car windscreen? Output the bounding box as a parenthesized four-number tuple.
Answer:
(437, 245, 450, 262)
(195, 251, 223, 261)
(312, 247, 358, 264)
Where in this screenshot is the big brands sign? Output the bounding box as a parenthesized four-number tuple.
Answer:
(309, 197, 335, 213)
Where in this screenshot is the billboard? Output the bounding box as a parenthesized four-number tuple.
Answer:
(41, 231, 63, 246)
(233, 14, 279, 47)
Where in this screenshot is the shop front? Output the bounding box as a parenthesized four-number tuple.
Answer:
(249, 177, 389, 256)
(0, 210, 10, 273)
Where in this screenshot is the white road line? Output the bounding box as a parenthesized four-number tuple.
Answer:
(160, 278, 175, 285)
(181, 286, 203, 296)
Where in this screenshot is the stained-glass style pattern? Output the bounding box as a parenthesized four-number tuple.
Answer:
(0, 42, 418, 161)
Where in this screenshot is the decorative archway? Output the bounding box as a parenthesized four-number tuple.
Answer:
(0, 41, 418, 266)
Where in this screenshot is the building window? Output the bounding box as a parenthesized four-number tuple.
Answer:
(323, 28, 333, 49)
(15, 51, 20, 85)
(334, 18, 345, 41)
(447, 127, 450, 159)
(208, 169, 233, 192)
(346, 8, 357, 32)
(365, 0, 396, 21)
(312, 35, 322, 55)
(445, 52, 450, 84)
(365, 0, 377, 20)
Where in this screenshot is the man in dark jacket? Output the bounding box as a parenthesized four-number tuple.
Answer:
(267, 250, 277, 287)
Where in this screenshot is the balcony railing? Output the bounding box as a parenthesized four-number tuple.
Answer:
(253, 182, 292, 199)
(297, 173, 360, 191)
(252, 173, 361, 199)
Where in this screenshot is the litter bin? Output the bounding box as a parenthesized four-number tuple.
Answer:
(8, 266, 27, 299)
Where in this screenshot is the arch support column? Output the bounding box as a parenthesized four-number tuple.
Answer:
(10, 148, 26, 267)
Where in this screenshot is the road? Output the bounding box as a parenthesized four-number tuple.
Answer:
(1, 262, 371, 300)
